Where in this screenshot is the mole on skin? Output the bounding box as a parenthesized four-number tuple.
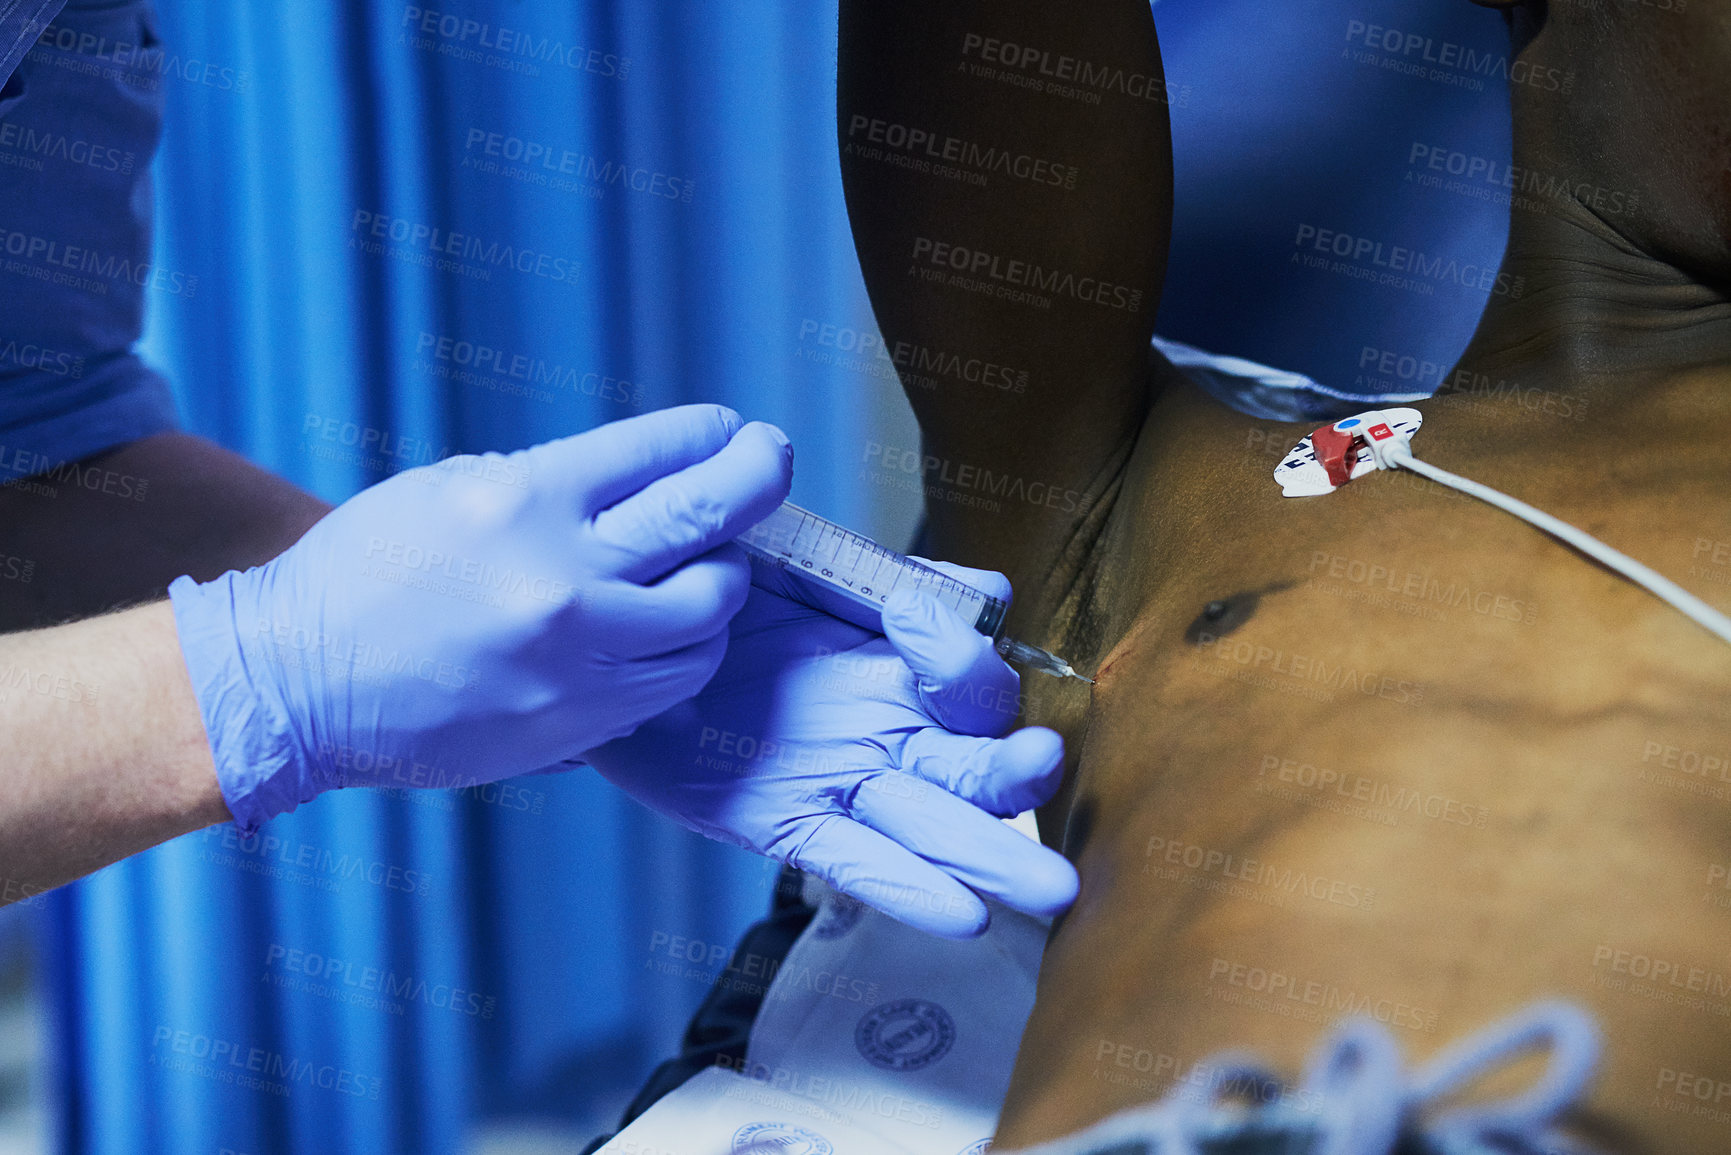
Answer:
(1182, 581, 1294, 645)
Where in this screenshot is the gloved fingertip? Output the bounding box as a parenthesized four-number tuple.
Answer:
(704, 403, 745, 434)
(716, 578, 752, 627)
(1007, 725, 1065, 775)
(732, 419, 792, 465)
(715, 543, 753, 595)
(930, 899, 991, 940)
(736, 425, 795, 508)
(748, 421, 792, 455)
(856, 871, 989, 939)
(953, 914, 992, 940)
(982, 728, 1066, 812)
(1013, 853, 1080, 920)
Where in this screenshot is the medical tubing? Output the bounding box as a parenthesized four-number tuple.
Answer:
(1007, 1000, 1601, 1154)
(1409, 1000, 1600, 1139)
(1384, 447, 1731, 648)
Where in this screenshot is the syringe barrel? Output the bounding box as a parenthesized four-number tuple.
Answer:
(738, 502, 1011, 641)
(972, 596, 1009, 641)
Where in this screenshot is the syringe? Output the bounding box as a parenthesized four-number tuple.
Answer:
(736, 502, 1093, 684)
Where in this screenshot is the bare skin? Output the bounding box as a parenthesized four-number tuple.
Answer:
(0, 601, 233, 903)
(0, 432, 329, 901)
(840, 0, 1731, 1149)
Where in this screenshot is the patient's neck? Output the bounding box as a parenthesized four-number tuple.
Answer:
(1451, 198, 1731, 398)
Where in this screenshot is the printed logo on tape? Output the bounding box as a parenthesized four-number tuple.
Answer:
(854, 998, 956, 1072)
(731, 1121, 834, 1154)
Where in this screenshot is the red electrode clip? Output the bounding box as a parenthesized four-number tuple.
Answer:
(1311, 413, 1406, 486)
(1273, 408, 1424, 499)
(1310, 425, 1358, 488)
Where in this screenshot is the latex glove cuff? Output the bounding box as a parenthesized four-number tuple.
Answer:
(170, 572, 312, 832)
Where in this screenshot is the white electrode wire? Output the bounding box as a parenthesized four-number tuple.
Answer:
(1383, 447, 1731, 648)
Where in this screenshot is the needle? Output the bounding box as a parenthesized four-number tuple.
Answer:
(996, 637, 1095, 684)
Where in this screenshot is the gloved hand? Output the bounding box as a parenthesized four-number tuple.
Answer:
(583, 557, 1079, 938)
(169, 404, 793, 831)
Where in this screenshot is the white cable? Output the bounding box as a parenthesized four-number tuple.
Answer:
(1380, 445, 1731, 648)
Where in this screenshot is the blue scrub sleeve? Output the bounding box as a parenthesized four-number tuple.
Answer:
(0, 0, 180, 480)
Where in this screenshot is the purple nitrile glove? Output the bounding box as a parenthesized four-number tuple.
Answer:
(583, 555, 1077, 938)
(169, 404, 792, 829)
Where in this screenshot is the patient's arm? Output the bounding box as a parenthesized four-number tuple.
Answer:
(837, 0, 1172, 590)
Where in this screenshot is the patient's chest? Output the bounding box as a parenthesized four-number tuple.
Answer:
(997, 385, 1731, 1149)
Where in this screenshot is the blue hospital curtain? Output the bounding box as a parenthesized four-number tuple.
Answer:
(40, 3, 885, 1153)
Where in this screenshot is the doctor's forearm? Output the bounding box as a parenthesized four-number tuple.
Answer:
(0, 600, 230, 905)
(0, 432, 331, 634)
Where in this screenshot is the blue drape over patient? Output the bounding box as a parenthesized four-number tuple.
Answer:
(1154, 0, 1512, 395)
